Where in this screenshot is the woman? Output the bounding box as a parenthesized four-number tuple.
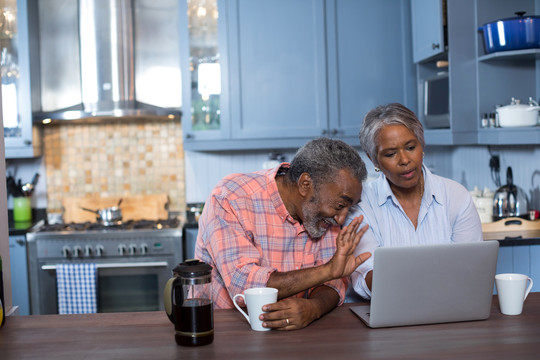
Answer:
(347, 103, 482, 300)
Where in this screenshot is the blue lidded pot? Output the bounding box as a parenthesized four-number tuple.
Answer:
(478, 12, 540, 53)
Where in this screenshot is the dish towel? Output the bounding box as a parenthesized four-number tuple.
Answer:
(56, 263, 98, 314)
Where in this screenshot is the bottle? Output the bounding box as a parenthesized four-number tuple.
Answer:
(1, 255, 5, 327)
(481, 113, 488, 128)
(489, 113, 497, 128)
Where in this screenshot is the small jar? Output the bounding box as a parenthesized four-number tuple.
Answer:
(481, 113, 489, 128)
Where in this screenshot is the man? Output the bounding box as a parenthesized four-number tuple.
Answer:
(195, 138, 370, 330)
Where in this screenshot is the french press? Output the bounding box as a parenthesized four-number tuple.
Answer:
(164, 259, 214, 346)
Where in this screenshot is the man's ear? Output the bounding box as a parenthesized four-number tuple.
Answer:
(297, 172, 313, 197)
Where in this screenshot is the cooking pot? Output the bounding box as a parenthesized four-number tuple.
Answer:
(493, 167, 529, 221)
(478, 12, 540, 53)
(496, 97, 540, 127)
(81, 199, 123, 225)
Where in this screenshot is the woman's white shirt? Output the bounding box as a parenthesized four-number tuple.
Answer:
(347, 165, 482, 300)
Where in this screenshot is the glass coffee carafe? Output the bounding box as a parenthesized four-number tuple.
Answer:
(164, 259, 213, 346)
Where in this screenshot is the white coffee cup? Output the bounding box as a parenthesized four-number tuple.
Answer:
(233, 287, 278, 331)
(495, 273, 533, 315)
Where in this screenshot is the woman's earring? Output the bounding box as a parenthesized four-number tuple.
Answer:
(423, 152, 425, 159)
(374, 167, 380, 172)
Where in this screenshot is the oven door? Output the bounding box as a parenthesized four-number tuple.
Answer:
(33, 258, 173, 315)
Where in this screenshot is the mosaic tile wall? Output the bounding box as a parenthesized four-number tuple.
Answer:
(43, 118, 185, 215)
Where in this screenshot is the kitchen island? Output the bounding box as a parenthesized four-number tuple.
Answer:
(1, 294, 539, 359)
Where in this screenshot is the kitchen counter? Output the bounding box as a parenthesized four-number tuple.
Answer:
(496, 237, 540, 246)
(8, 208, 46, 236)
(1, 294, 539, 359)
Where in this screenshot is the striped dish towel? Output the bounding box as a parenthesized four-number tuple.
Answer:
(56, 263, 97, 314)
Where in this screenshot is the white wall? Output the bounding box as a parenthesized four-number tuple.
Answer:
(184, 147, 377, 204)
(449, 145, 540, 210)
(185, 145, 540, 211)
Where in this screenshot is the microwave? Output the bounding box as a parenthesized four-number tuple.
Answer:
(423, 72, 450, 129)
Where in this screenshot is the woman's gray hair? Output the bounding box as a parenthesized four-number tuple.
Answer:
(288, 137, 367, 188)
(359, 103, 425, 166)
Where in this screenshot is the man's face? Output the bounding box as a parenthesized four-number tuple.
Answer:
(300, 169, 362, 239)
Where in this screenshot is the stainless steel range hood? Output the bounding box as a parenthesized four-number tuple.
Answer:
(32, 0, 182, 123)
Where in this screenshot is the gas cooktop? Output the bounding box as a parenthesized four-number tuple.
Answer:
(36, 218, 181, 233)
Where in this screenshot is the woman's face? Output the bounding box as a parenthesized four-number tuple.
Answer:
(374, 124, 424, 190)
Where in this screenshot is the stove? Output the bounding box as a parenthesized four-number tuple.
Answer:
(36, 218, 181, 233)
(26, 218, 183, 315)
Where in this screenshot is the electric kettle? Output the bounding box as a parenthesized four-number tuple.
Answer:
(164, 259, 213, 346)
(493, 166, 529, 220)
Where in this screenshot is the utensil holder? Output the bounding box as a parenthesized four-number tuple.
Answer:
(13, 197, 32, 222)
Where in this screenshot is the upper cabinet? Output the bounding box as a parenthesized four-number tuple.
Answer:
(179, 0, 226, 144)
(411, 0, 446, 63)
(181, 0, 415, 151)
(2, 0, 41, 159)
(326, 0, 416, 141)
(226, 0, 328, 142)
(413, 0, 540, 146)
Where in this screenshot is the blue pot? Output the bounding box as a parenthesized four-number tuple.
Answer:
(478, 12, 540, 53)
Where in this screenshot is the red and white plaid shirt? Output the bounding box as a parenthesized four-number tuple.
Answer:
(195, 163, 348, 309)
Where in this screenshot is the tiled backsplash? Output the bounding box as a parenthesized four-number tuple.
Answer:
(43, 118, 185, 216)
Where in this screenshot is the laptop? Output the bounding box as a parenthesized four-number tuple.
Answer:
(350, 241, 499, 328)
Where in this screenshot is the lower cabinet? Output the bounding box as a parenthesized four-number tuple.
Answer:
(9, 235, 30, 315)
(496, 243, 539, 293)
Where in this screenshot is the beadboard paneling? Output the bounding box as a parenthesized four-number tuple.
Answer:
(186, 145, 540, 212)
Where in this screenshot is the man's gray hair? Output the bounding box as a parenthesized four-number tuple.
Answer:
(359, 103, 425, 166)
(287, 137, 367, 188)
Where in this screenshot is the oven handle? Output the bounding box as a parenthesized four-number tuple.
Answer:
(41, 261, 170, 271)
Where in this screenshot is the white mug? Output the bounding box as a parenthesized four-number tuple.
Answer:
(233, 287, 278, 331)
(495, 273, 533, 315)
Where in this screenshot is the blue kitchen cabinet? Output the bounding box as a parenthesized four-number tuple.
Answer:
(411, 0, 446, 63)
(182, 0, 328, 150)
(178, 0, 230, 144)
(181, 0, 415, 151)
(496, 243, 540, 293)
(414, 0, 479, 146)
(227, 0, 328, 141)
(325, 0, 416, 140)
(416, 0, 540, 146)
(2, 0, 42, 159)
(9, 235, 30, 315)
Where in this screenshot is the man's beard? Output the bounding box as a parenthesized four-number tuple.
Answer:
(301, 196, 338, 239)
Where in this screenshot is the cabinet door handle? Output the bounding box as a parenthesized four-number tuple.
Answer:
(321, 129, 328, 135)
(16, 238, 25, 246)
(185, 133, 194, 139)
(331, 129, 338, 135)
(432, 43, 440, 50)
